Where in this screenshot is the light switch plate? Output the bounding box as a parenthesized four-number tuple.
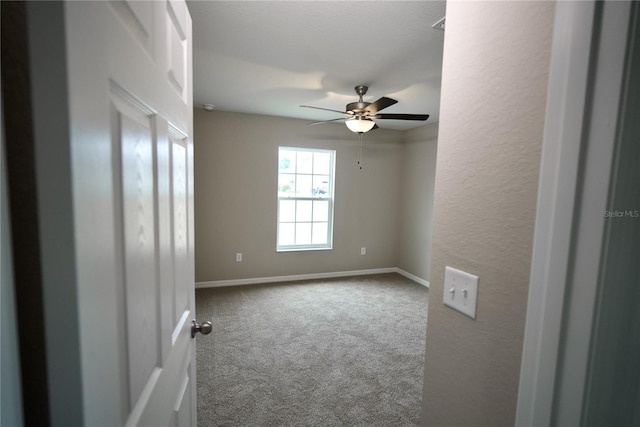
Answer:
(443, 266, 479, 319)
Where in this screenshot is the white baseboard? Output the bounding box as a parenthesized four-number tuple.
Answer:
(195, 267, 429, 289)
(396, 268, 430, 288)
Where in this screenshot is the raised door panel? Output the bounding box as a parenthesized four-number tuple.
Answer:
(155, 116, 175, 362)
(110, 90, 163, 418)
(171, 368, 193, 427)
(120, 112, 159, 408)
(171, 137, 189, 324)
(166, 1, 188, 100)
(110, 0, 155, 56)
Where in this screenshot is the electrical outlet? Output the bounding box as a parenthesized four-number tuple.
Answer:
(235, 253, 242, 262)
(361, 247, 366, 255)
(443, 266, 479, 319)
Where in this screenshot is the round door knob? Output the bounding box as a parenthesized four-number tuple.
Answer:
(199, 321, 213, 335)
(191, 319, 213, 338)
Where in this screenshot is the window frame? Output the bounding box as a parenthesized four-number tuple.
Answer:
(276, 146, 336, 252)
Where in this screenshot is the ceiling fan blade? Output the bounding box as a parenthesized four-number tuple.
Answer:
(365, 97, 398, 114)
(374, 113, 430, 121)
(300, 105, 351, 115)
(308, 118, 346, 125)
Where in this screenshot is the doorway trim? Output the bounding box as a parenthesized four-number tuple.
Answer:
(516, 1, 634, 424)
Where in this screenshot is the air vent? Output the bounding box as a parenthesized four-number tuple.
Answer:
(432, 17, 445, 31)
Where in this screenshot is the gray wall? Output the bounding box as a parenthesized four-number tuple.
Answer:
(195, 109, 440, 282)
(399, 123, 438, 281)
(421, 1, 554, 425)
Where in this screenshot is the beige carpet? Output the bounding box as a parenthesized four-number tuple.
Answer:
(195, 273, 429, 426)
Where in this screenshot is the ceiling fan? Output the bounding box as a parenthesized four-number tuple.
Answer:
(300, 84, 429, 133)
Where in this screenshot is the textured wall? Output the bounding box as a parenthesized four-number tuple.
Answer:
(422, 1, 555, 426)
(399, 123, 438, 281)
(194, 110, 406, 282)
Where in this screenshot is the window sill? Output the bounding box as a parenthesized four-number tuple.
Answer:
(276, 246, 333, 253)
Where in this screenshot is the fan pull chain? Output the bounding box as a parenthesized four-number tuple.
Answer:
(357, 133, 363, 170)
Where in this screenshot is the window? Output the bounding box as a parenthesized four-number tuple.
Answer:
(277, 147, 335, 251)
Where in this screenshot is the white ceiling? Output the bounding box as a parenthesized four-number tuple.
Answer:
(188, 1, 446, 131)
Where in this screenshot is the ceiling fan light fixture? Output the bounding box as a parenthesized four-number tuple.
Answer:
(345, 117, 375, 133)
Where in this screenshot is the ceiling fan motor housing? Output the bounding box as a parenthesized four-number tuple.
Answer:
(347, 101, 371, 114)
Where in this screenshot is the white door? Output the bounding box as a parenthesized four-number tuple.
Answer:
(63, 1, 197, 425)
